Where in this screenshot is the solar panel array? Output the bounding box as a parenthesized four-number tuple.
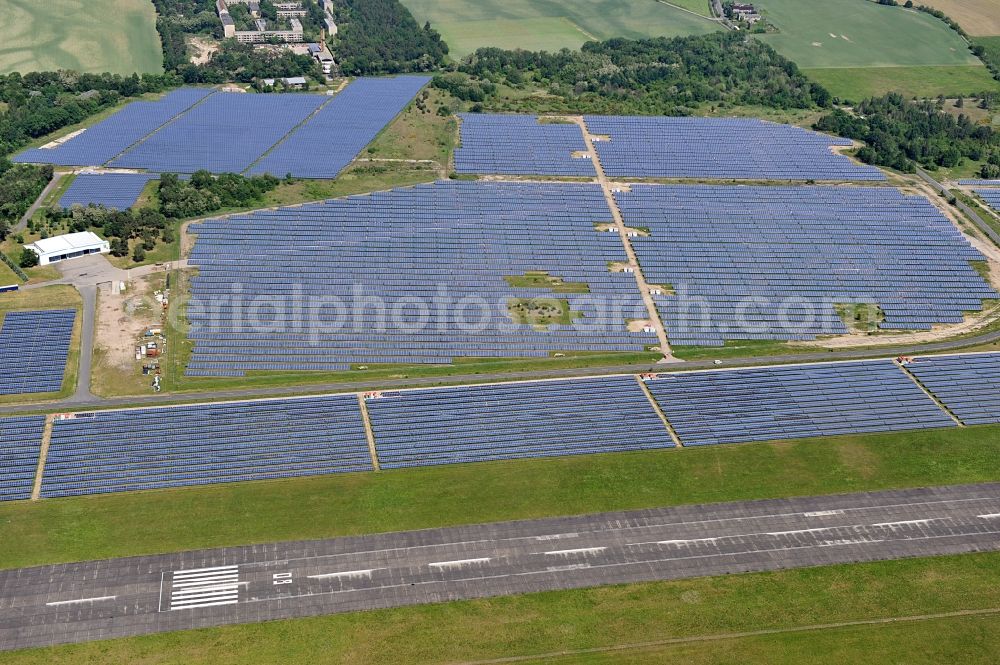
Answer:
(907, 354, 1000, 426)
(13, 88, 214, 167)
(41, 396, 372, 497)
(974, 188, 1000, 214)
(186, 181, 655, 376)
(58, 173, 159, 210)
(367, 376, 672, 469)
(646, 360, 956, 446)
(13, 80, 428, 178)
(454, 114, 596, 177)
(959, 180, 1000, 186)
(249, 75, 431, 179)
(0, 417, 45, 502)
(616, 185, 995, 346)
(0, 310, 76, 395)
(110, 92, 328, 174)
(584, 116, 886, 181)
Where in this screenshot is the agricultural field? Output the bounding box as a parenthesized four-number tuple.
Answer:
(805, 65, 1000, 102)
(919, 0, 1000, 36)
(401, 0, 722, 59)
(751, 0, 996, 98)
(752, 0, 979, 68)
(0, 0, 162, 75)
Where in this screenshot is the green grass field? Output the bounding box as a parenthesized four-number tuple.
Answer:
(752, 0, 980, 69)
(401, 0, 721, 59)
(804, 65, 1000, 102)
(0, 0, 162, 74)
(2, 423, 998, 570)
(4, 551, 1000, 663)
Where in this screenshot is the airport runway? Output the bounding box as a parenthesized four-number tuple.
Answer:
(3, 483, 1000, 651)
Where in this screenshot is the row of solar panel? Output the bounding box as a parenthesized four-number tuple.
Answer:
(974, 188, 1000, 214)
(14, 78, 429, 178)
(452, 114, 885, 181)
(617, 184, 994, 346)
(183, 181, 994, 370)
(58, 173, 160, 210)
(0, 310, 76, 396)
(2, 353, 997, 500)
(186, 181, 653, 375)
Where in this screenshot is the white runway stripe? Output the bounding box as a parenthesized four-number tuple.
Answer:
(169, 565, 241, 610)
(172, 565, 238, 577)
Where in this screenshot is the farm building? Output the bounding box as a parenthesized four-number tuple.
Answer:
(24, 232, 110, 266)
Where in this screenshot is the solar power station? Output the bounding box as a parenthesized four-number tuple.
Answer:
(13, 88, 214, 167)
(249, 75, 431, 178)
(186, 181, 655, 376)
(584, 116, 887, 181)
(645, 360, 955, 446)
(366, 376, 673, 469)
(42, 396, 372, 497)
(110, 92, 328, 174)
(58, 173, 160, 210)
(616, 185, 995, 346)
(974, 188, 1000, 214)
(0, 310, 76, 395)
(907, 354, 1000, 426)
(10, 351, 1000, 500)
(12, 77, 429, 177)
(454, 114, 596, 177)
(0, 417, 45, 501)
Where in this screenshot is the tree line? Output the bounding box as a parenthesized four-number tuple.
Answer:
(0, 161, 52, 241)
(435, 33, 831, 115)
(329, 0, 448, 75)
(814, 93, 1000, 174)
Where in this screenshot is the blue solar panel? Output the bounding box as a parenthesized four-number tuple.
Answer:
(584, 116, 886, 181)
(367, 376, 673, 469)
(13, 88, 214, 167)
(974, 188, 1000, 214)
(454, 114, 596, 177)
(41, 395, 372, 497)
(907, 353, 1000, 426)
(111, 92, 328, 174)
(185, 180, 656, 376)
(645, 360, 956, 445)
(249, 76, 431, 179)
(0, 310, 76, 395)
(58, 173, 159, 210)
(0, 416, 45, 502)
(616, 184, 995, 346)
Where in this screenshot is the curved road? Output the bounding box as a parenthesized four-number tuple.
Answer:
(2, 483, 999, 651)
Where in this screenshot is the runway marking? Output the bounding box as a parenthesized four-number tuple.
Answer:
(819, 539, 883, 547)
(544, 547, 606, 556)
(428, 558, 492, 569)
(871, 519, 936, 528)
(259, 496, 999, 568)
(234, 528, 1000, 608)
(546, 564, 591, 572)
(171, 564, 238, 576)
(534, 533, 579, 541)
(978, 514, 1000, 519)
(45, 595, 116, 607)
(308, 569, 380, 580)
(803, 510, 845, 517)
(169, 565, 240, 610)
